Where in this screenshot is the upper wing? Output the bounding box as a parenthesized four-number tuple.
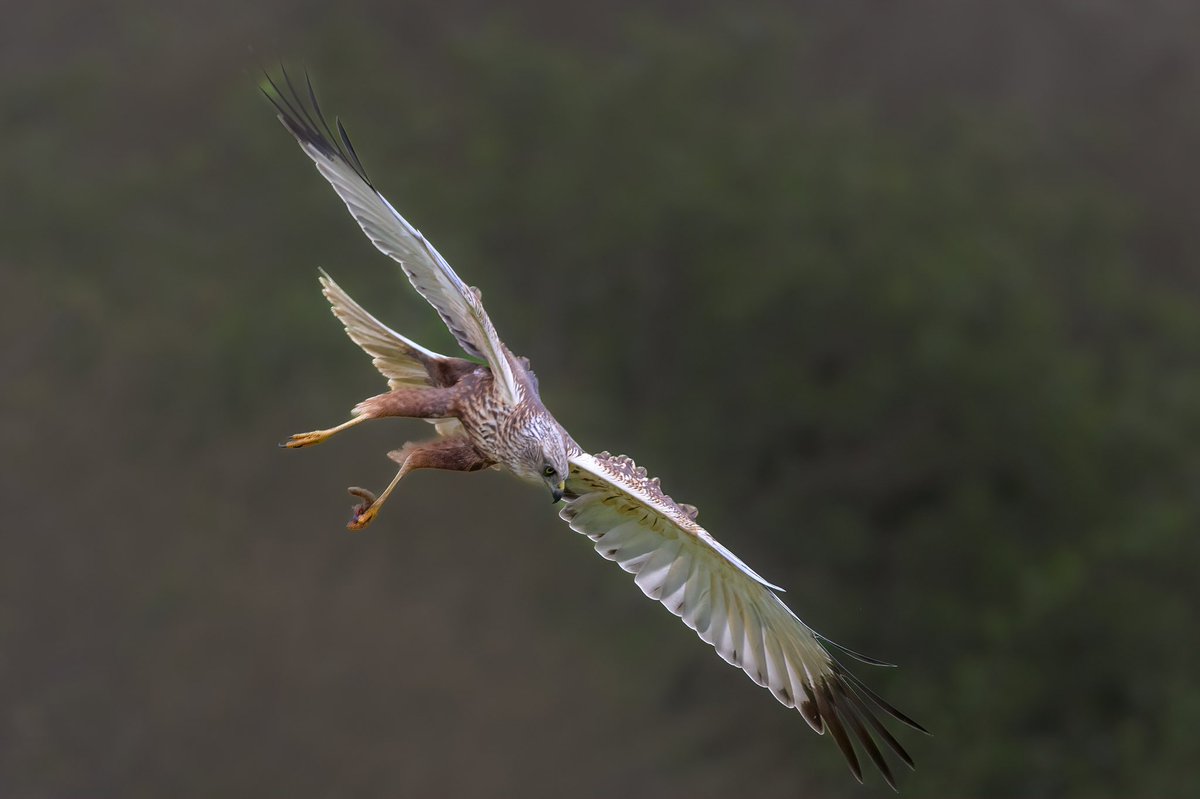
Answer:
(561, 451, 927, 790)
(264, 70, 521, 406)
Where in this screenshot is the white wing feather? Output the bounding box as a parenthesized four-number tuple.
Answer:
(560, 451, 924, 788)
(268, 77, 520, 406)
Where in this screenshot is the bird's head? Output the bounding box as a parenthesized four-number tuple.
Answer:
(512, 421, 570, 503)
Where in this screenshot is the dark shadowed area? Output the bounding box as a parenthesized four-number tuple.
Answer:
(4, 1, 1199, 797)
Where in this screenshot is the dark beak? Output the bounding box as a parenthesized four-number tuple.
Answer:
(550, 482, 565, 503)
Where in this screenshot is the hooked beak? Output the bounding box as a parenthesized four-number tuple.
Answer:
(550, 481, 565, 503)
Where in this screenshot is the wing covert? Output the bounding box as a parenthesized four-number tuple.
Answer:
(560, 450, 926, 789)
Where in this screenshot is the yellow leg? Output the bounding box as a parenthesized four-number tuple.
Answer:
(281, 415, 368, 449)
(342, 438, 490, 532)
(346, 460, 412, 531)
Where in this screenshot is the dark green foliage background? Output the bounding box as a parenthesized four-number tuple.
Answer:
(4, 2, 1198, 796)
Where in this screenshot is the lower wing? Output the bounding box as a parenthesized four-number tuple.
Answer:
(560, 450, 928, 790)
(320, 269, 472, 435)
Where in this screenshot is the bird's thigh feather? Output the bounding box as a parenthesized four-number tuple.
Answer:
(387, 437, 492, 472)
(353, 386, 462, 420)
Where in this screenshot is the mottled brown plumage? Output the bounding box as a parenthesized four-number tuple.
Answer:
(265, 70, 927, 789)
(328, 348, 572, 522)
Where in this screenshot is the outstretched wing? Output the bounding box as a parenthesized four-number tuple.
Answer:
(264, 70, 521, 406)
(319, 269, 452, 389)
(561, 451, 927, 790)
(319, 269, 470, 437)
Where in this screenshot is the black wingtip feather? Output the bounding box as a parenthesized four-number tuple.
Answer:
(305, 71, 342, 155)
(815, 678, 863, 784)
(837, 664, 931, 735)
(281, 67, 318, 134)
(833, 681, 899, 791)
(803, 664, 924, 787)
(799, 682, 824, 734)
(336, 116, 369, 181)
(842, 682, 916, 770)
(261, 65, 374, 188)
(263, 67, 310, 130)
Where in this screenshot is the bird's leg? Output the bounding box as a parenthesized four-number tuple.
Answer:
(282, 414, 370, 449)
(282, 386, 460, 449)
(346, 437, 491, 531)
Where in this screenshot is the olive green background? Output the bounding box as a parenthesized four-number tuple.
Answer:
(4, 1, 1199, 796)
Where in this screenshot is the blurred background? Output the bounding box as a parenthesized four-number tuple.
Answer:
(4, 1, 1199, 796)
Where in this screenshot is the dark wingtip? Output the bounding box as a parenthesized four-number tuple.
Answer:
(261, 65, 374, 187)
(814, 678, 863, 783)
(833, 680, 899, 790)
(801, 662, 926, 788)
(842, 680, 916, 771)
(335, 116, 370, 182)
(835, 663, 930, 735)
(798, 683, 824, 733)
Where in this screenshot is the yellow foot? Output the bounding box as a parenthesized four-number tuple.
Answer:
(346, 486, 380, 531)
(281, 429, 333, 449)
(280, 416, 369, 449)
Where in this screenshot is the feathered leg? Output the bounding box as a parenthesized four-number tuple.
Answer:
(347, 437, 491, 530)
(282, 386, 461, 449)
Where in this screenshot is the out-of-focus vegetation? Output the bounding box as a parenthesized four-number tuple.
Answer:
(4, 2, 1199, 797)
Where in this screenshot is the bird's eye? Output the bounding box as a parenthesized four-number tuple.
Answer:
(543, 465, 556, 478)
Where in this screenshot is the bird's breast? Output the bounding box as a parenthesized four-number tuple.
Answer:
(456, 378, 514, 460)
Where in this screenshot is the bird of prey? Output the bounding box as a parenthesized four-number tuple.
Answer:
(264, 70, 927, 789)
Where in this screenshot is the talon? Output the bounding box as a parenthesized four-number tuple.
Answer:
(283, 430, 329, 449)
(346, 486, 380, 531)
(347, 503, 380, 531)
(282, 416, 370, 449)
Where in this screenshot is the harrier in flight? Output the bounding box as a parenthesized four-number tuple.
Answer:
(265, 71, 926, 789)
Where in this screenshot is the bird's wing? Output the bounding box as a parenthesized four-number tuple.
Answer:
(319, 269, 469, 436)
(561, 450, 927, 789)
(264, 71, 521, 406)
(319, 269, 450, 390)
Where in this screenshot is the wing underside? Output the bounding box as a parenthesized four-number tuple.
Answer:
(320, 269, 450, 390)
(560, 451, 926, 789)
(319, 269, 469, 436)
